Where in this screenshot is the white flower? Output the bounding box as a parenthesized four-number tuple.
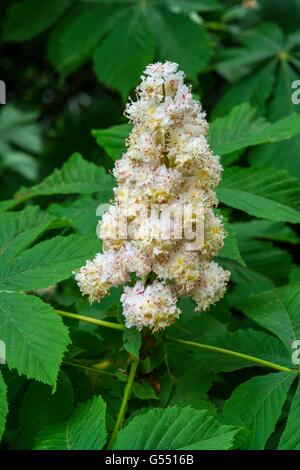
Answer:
(192, 262, 230, 311)
(75, 61, 230, 330)
(121, 280, 180, 331)
(121, 241, 152, 277)
(202, 209, 226, 257)
(74, 251, 129, 303)
(153, 245, 201, 293)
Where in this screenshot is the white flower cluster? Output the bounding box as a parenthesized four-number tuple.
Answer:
(75, 62, 230, 332)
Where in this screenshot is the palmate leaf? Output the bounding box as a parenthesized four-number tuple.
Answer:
(215, 23, 284, 82)
(92, 124, 132, 161)
(113, 406, 239, 450)
(239, 283, 300, 350)
(35, 396, 107, 450)
(217, 167, 300, 223)
(214, 20, 300, 179)
(3, 0, 72, 41)
(278, 379, 300, 449)
(260, 0, 300, 33)
(209, 103, 300, 157)
(47, 4, 124, 76)
(0, 372, 8, 441)
(0, 234, 99, 291)
(16, 153, 114, 200)
(93, 7, 156, 100)
(0, 292, 69, 387)
(222, 372, 296, 450)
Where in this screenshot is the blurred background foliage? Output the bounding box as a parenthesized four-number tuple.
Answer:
(2, 0, 300, 451)
(1, 0, 300, 198)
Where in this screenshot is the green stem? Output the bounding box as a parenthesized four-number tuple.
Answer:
(203, 20, 232, 33)
(63, 360, 115, 376)
(107, 359, 139, 449)
(54, 309, 124, 331)
(166, 336, 293, 373)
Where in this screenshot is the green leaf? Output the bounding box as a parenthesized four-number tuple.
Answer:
(290, 265, 300, 283)
(16, 153, 114, 200)
(232, 220, 300, 245)
(123, 327, 141, 359)
(0, 292, 69, 387)
(93, 7, 156, 99)
(167, 328, 291, 373)
(35, 396, 107, 450)
(0, 198, 28, 213)
(0, 105, 42, 154)
(0, 372, 8, 441)
(248, 61, 300, 180)
(48, 4, 124, 75)
(220, 258, 274, 293)
(1, 150, 38, 181)
(3, 0, 72, 41)
(260, 0, 300, 33)
(113, 406, 239, 450)
(238, 240, 292, 286)
(168, 369, 215, 411)
(218, 167, 300, 223)
(0, 206, 69, 262)
(133, 381, 158, 400)
(0, 234, 99, 291)
(19, 372, 74, 447)
(0, 105, 42, 181)
(92, 124, 132, 161)
(215, 24, 283, 82)
(48, 197, 99, 236)
(209, 103, 300, 157)
(158, 0, 222, 12)
(152, 10, 213, 79)
(219, 221, 245, 266)
(239, 283, 300, 350)
(222, 372, 295, 450)
(212, 61, 276, 118)
(279, 379, 300, 449)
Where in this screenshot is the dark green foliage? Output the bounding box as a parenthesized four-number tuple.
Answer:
(1, 0, 300, 451)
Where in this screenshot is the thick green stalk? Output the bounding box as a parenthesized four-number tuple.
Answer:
(56, 310, 293, 373)
(54, 309, 124, 331)
(107, 359, 139, 449)
(166, 336, 294, 373)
